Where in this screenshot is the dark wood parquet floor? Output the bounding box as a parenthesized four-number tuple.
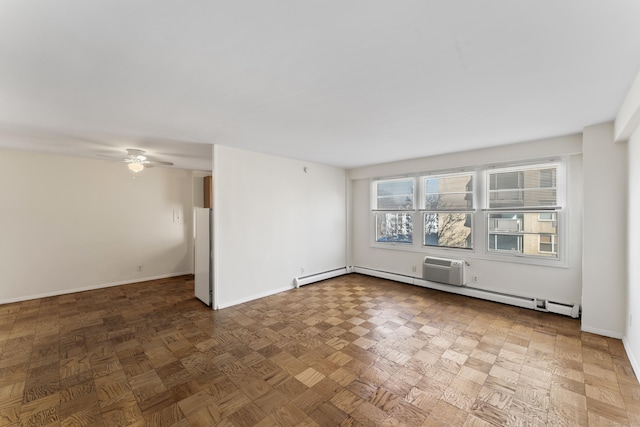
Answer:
(1, 274, 639, 426)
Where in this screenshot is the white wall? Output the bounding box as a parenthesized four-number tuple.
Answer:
(212, 145, 347, 308)
(615, 69, 640, 142)
(626, 128, 640, 373)
(582, 122, 628, 338)
(620, 68, 640, 372)
(350, 135, 583, 306)
(0, 149, 194, 303)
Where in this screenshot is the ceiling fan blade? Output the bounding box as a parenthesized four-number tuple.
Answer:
(146, 160, 174, 166)
(96, 154, 126, 161)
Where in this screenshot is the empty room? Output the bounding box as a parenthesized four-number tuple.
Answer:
(2, 1, 640, 426)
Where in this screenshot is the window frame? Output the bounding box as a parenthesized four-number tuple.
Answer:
(372, 177, 415, 211)
(368, 159, 568, 267)
(483, 162, 564, 262)
(486, 163, 559, 210)
(420, 171, 475, 250)
(371, 177, 416, 246)
(488, 233, 523, 253)
(373, 211, 414, 244)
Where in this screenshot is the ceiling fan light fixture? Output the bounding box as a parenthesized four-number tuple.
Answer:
(128, 162, 144, 173)
(97, 148, 173, 171)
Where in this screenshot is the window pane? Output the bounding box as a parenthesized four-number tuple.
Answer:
(490, 171, 521, 190)
(523, 189, 557, 207)
(489, 234, 521, 251)
(538, 212, 555, 221)
(375, 179, 414, 210)
(539, 236, 553, 252)
(487, 212, 558, 258)
(424, 174, 473, 210)
(489, 190, 524, 207)
(538, 168, 556, 188)
(424, 193, 473, 210)
(375, 212, 413, 243)
(488, 166, 558, 208)
(424, 212, 472, 249)
(377, 195, 414, 210)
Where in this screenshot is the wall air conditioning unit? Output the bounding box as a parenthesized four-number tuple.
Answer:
(423, 256, 465, 286)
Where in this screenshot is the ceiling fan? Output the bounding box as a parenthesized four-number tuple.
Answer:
(98, 148, 174, 172)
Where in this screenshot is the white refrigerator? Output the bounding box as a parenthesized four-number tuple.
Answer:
(194, 207, 212, 307)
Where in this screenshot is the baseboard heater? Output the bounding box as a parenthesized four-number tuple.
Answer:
(353, 266, 580, 318)
(294, 267, 349, 288)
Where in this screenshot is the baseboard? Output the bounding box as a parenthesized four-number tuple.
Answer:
(216, 285, 294, 310)
(217, 267, 350, 309)
(294, 267, 348, 288)
(623, 337, 640, 380)
(581, 325, 624, 339)
(353, 267, 414, 284)
(353, 266, 580, 316)
(0, 271, 193, 305)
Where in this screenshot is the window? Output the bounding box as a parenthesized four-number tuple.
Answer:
(373, 178, 414, 244)
(486, 164, 560, 258)
(538, 212, 555, 221)
(375, 212, 413, 243)
(488, 165, 557, 209)
(374, 178, 414, 210)
(538, 235, 557, 255)
(487, 212, 558, 257)
(489, 233, 522, 252)
(369, 161, 565, 263)
(422, 172, 474, 249)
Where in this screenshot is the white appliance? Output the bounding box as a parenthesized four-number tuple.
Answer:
(422, 256, 465, 286)
(194, 208, 212, 306)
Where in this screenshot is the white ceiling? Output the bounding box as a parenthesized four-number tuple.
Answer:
(1, 1, 639, 170)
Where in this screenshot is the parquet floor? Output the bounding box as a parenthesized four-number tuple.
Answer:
(1, 274, 640, 426)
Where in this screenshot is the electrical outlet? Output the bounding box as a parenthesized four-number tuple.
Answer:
(411, 265, 417, 273)
(473, 275, 479, 283)
(301, 267, 305, 275)
(137, 264, 143, 272)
